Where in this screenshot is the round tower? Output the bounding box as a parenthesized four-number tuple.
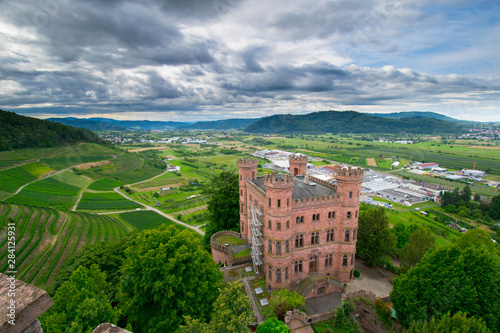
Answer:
(237, 157, 258, 239)
(336, 166, 364, 282)
(263, 172, 294, 291)
(289, 154, 308, 176)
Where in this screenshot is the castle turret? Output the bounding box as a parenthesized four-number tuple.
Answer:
(238, 157, 258, 239)
(289, 154, 308, 176)
(336, 166, 364, 282)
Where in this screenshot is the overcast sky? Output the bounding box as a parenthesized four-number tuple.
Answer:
(1, 0, 499, 122)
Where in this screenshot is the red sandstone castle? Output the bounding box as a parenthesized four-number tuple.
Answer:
(238, 155, 363, 298)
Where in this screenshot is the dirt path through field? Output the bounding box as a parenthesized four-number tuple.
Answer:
(113, 187, 204, 235)
(5, 168, 70, 199)
(135, 183, 184, 192)
(366, 158, 377, 166)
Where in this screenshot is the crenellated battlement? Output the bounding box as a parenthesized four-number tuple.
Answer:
(309, 175, 337, 191)
(294, 193, 340, 205)
(238, 157, 258, 167)
(289, 154, 308, 163)
(264, 172, 294, 186)
(336, 166, 364, 180)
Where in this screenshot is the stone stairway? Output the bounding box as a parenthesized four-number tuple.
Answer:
(292, 277, 314, 296)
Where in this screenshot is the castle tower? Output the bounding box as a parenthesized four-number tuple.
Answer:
(264, 172, 294, 290)
(335, 166, 364, 281)
(289, 154, 308, 176)
(237, 157, 258, 239)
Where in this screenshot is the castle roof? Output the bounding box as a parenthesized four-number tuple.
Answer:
(252, 175, 336, 200)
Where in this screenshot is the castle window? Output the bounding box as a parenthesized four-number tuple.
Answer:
(285, 240, 289, 253)
(347, 212, 351, 219)
(355, 210, 358, 218)
(241, 204, 244, 212)
(268, 220, 272, 229)
(276, 242, 282, 255)
(277, 199, 281, 207)
(312, 214, 316, 221)
(318, 287, 325, 295)
(277, 222, 281, 231)
(294, 261, 303, 273)
(287, 198, 289, 207)
(317, 214, 320, 220)
(242, 225, 244, 233)
(295, 235, 303, 248)
(240, 190, 243, 196)
(328, 212, 331, 218)
(345, 230, 350, 242)
(268, 268, 272, 280)
(311, 232, 319, 245)
(296, 217, 300, 224)
(343, 255, 348, 267)
(353, 229, 357, 241)
(351, 254, 355, 266)
(286, 221, 290, 229)
(240, 175, 242, 180)
(349, 191, 352, 198)
(269, 240, 272, 254)
(285, 267, 289, 280)
(269, 198, 271, 208)
(300, 216, 304, 223)
(276, 269, 281, 283)
(325, 254, 333, 267)
(326, 229, 334, 242)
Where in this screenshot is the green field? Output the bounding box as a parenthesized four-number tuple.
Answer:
(40, 143, 117, 170)
(87, 178, 123, 191)
(77, 192, 141, 211)
(0, 203, 128, 288)
(116, 210, 181, 230)
(6, 171, 90, 210)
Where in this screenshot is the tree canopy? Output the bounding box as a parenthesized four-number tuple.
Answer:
(401, 226, 435, 271)
(40, 265, 120, 333)
(357, 207, 396, 266)
(262, 288, 305, 320)
(202, 170, 240, 246)
(407, 312, 491, 333)
(179, 281, 254, 333)
(391, 244, 500, 331)
(119, 225, 223, 332)
(256, 317, 290, 333)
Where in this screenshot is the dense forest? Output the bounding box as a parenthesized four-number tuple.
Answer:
(0, 110, 107, 151)
(245, 111, 464, 134)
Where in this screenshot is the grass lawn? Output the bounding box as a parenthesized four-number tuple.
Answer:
(234, 248, 251, 258)
(213, 234, 245, 246)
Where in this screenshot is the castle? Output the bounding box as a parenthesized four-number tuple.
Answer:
(238, 155, 363, 298)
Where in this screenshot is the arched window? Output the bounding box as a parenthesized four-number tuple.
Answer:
(295, 235, 299, 248)
(312, 214, 316, 221)
(240, 190, 243, 196)
(311, 232, 319, 245)
(276, 269, 281, 282)
(345, 230, 350, 242)
(300, 216, 304, 223)
(277, 222, 281, 231)
(277, 199, 281, 207)
(349, 191, 352, 198)
(268, 268, 272, 280)
(286, 221, 290, 229)
(269, 198, 271, 208)
(328, 212, 331, 218)
(318, 287, 325, 295)
(295, 261, 303, 273)
(299, 260, 303, 272)
(355, 210, 358, 218)
(317, 214, 320, 220)
(296, 217, 300, 224)
(268, 240, 272, 254)
(343, 255, 348, 267)
(241, 225, 244, 233)
(241, 204, 244, 212)
(299, 234, 304, 247)
(326, 229, 334, 242)
(287, 198, 289, 207)
(285, 267, 289, 280)
(268, 220, 272, 229)
(276, 242, 282, 255)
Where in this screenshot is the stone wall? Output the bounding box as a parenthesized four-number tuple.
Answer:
(210, 230, 251, 266)
(0, 273, 53, 333)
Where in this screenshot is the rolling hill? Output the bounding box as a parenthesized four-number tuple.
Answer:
(244, 110, 464, 134)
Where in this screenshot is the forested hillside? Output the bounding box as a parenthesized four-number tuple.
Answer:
(0, 110, 106, 151)
(245, 111, 464, 134)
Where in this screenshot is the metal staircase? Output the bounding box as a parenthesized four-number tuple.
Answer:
(249, 206, 264, 273)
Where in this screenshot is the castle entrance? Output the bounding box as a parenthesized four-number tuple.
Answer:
(309, 256, 317, 274)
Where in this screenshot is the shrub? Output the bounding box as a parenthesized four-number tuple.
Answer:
(354, 269, 360, 278)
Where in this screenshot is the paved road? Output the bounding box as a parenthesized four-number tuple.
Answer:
(113, 188, 205, 235)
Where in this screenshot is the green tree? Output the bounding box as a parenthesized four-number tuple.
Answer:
(41, 265, 120, 333)
(489, 195, 500, 219)
(462, 185, 472, 204)
(407, 312, 491, 333)
(202, 170, 240, 246)
(120, 225, 223, 332)
(256, 317, 290, 333)
(391, 244, 500, 331)
(392, 223, 418, 249)
(179, 281, 254, 333)
(401, 227, 435, 271)
(455, 229, 498, 256)
(262, 288, 305, 320)
(357, 207, 396, 266)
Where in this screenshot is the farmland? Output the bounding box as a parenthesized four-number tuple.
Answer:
(114, 210, 181, 230)
(6, 171, 91, 210)
(0, 203, 128, 288)
(87, 177, 123, 191)
(77, 192, 142, 211)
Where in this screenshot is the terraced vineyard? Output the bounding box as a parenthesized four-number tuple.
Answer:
(77, 192, 142, 211)
(0, 162, 53, 199)
(0, 203, 131, 288)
